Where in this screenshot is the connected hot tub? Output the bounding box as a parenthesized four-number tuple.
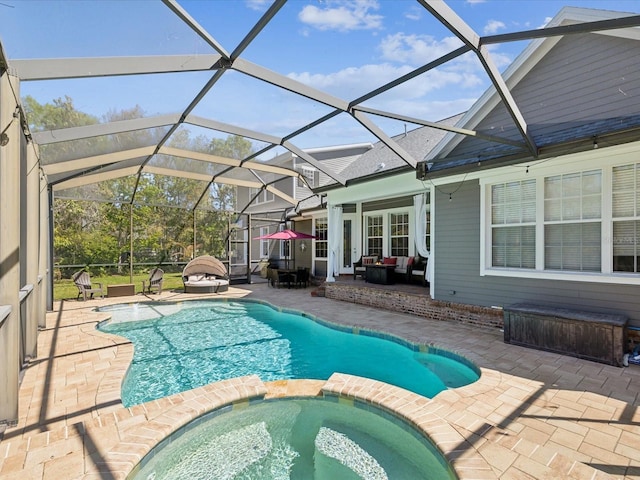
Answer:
(129, 396, 457, 480)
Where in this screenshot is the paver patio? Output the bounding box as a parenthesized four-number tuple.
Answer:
(0, 281, 638, 479)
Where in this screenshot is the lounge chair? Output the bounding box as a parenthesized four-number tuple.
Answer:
(182, 256, 229, 293)
(142, 267, 164, 294)
(72, 270, 105, 301)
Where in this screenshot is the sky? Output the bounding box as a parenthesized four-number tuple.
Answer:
(2, 0, 640, 152)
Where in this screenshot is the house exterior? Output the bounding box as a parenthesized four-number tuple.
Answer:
(238, 143, 372, 273)
(307, 114, 462, 279)
(321, 6, 640, 328)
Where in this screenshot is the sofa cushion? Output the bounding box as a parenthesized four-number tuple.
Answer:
(394, 256, 414, 273)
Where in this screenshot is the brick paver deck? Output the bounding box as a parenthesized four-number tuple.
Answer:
(0, 282, 638, 479)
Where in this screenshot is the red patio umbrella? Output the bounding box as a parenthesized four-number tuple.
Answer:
(253, 229, 316, 269)
(253, 229, 316, 241)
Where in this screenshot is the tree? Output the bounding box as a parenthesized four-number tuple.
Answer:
(27, 94, 257, 273)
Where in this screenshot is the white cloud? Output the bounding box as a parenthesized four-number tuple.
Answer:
(404, 5, 422, 21)
(289, 63, 412, 96)
(378, 97, 477, 122)
(288, 59, 484, 103)
(539, 17, 553, 28)
(245, 0, 270, 12)
(466, 0, 486, 4)
(298, 0, 383, 32)
(484, 19, 506, 35)
(378, 33, 463, 65)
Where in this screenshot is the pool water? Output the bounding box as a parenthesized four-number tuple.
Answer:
(98, 300, 478, 407)
(130, 397, 457, 480)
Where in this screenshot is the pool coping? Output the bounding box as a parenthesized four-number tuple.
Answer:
(116, 375, 489, 480)
(87, 297, 602, 480)
(89, 298, 496, 478)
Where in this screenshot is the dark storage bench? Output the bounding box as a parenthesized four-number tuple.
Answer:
(503, 303, 627, 366)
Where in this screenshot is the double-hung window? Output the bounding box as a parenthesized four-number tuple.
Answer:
(612, 163, 640, 272)
(279, 239, 290, 259)
(390, 212, 409, 257)
(484, 152, 640, 284)
(543, 170, 601, 272)
(297, 166, 318, 188)
(250, 187, 274, 204)
(491, 180, 536, 268)
(365, 215, 383, 257)
(315, 217, 328, 258)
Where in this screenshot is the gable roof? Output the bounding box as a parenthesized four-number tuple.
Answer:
(427, 7, 640, 175)
(338, 113, 464, 184)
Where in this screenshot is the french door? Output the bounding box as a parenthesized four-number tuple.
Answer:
(340, 214, 357, 275)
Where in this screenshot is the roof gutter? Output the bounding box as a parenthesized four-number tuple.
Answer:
(313, 126, 640, 195)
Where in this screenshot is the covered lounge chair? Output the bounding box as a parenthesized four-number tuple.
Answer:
(182, 256, 229, 293)
(142, 267, 164, 294)
(72, 270, 105, 301)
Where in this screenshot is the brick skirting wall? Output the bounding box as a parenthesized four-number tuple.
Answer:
(324, 283, 503, 329)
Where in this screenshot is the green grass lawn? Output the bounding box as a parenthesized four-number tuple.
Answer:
(54, 272, 185, 301)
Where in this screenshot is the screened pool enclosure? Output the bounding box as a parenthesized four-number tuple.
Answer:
(1, 0, 640, 423)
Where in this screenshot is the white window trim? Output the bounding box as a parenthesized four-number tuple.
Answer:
(389, 211, 410, 257)
(259, 226, 269, 258)
(297, 166, 317, 188)
(479, 144, 640, 285)
(362, 206, 415, 258)
(251, 188, 274, 205)
(314, 216, 328, 259)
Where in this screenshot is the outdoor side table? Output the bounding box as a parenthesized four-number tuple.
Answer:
(107, 283, 135, 297)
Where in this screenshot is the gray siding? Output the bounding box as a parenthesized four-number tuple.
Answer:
(433, 180, 482, 302)
(362, 195, 413, 212)
(448, 33, 640, 159)
(434, 179, 640, 327)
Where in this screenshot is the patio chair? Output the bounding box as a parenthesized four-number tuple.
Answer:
(353, 255, 378, 280)
(409, 257, 428, 286)
(142, 267, 164, 294)
(72, 270, 105, 301)
(267, 267, 293, 288)
(296, 267, 309, 288)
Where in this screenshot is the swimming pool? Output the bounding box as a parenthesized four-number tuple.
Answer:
(97, 300, 479, 407)
(130, 396, 457, 480)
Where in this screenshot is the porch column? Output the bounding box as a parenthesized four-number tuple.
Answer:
(326, 204, 342, 282)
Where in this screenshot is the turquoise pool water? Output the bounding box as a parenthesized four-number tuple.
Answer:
(98, 300, 479, 407)
(130, 397, 457, 480)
